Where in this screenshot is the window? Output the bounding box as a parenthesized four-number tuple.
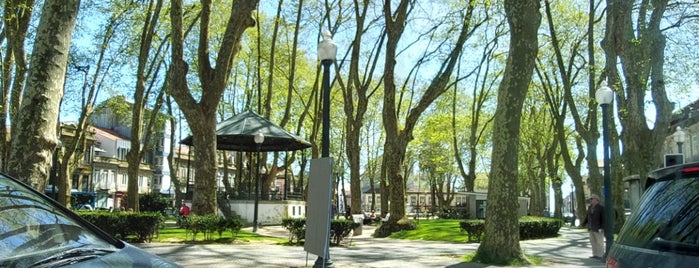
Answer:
(117, 148, 129, 160)
(617, 176, 699, 247)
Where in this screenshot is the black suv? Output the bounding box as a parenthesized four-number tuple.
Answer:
(606, 162, 699, 268)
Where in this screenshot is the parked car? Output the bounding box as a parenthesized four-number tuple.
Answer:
(606, 162, 699, 268)
(0, 173, 180, 267)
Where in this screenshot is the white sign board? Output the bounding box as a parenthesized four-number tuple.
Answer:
(304, 157, 333, 258)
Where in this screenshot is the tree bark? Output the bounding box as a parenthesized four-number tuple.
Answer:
(343, 0, 384, 215)
(6, 0, 80, 190)
(1, 0, 35, 172)
(379, 0, 476, 235)
(602, 0, 672, 228)
(475, 0, 540, 264)
(126, 0, 164, 212)
(169, 0, 258, 215)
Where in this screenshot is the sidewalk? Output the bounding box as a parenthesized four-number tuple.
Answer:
(139, 225, 606, 267)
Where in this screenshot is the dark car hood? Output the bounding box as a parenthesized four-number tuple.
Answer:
(67, 243, 181, 268)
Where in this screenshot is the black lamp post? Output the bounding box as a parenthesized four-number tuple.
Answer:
(674, 126, 686, 154)
(253, 131, 264, 233)
(596, 84, 614, 257)
(319, 30, 337, 158)
(571, 184, 575, 226)
(315, 30, 337, 268)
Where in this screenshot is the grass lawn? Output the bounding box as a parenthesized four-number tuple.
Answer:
(388, 219, 471, 243)
(151, 225, 287, 244)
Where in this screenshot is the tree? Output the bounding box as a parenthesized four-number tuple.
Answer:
(1, 0, 35, 172)
(126, 0, 165, 212)
(55, 4, 132, 207)
(474, 0, 540, 264)
(454, 25, 501, 192)
(169, 0, 259, 215)
(378, 0, 478, 235)
(341, 0, 385, 215)
(601, 0, 674, 229)
(6, 0, 80, 190)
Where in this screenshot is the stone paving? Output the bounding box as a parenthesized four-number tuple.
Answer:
(138, 225, 606, 268)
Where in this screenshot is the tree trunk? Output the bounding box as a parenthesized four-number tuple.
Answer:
(166, 97, 183, 208)
(602, 0, 672, 231)
(475, 0, 540, 264)
(169, 0, 258, 215)
(379, 0, 477, 235)
(6, 0, 80, 190)
(1, 0, 35, 172)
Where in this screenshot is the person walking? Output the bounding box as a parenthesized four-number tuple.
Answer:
(582, 194, 605, 260)
(178, 202, 191, 226)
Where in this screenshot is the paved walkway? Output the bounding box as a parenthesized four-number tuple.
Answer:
(138, 225, 606, 268)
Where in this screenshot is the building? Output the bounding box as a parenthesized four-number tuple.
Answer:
(666, 99, 699, 164)
(90, 126, 155, 209)
(89, 96, 173, 196)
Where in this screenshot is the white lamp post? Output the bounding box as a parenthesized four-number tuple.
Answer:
(595, 84, 614, 257)
(674, 126, 686, 154)
(252, 131, 264, 233)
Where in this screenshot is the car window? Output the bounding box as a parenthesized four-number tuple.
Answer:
(0, 174, 116, 264)
(617, 175, 699, 248)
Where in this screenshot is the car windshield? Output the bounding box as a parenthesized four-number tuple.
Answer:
(0, 174, 116, 266)
(617, 174, 699, 248)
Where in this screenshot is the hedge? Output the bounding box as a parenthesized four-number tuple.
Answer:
(280, 218, 359, 246)
(76, 211, 162, 242)
(460, 216, 563, 242)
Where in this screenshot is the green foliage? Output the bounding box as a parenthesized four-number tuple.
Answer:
(518, 216, 563, 240)
(218, 216, 244, 238)
(389, 219, 467, 242)
(459, 220, 485, 242)
(180, 214, 243, 241)
(139, 193, 170, 214)
(77, 211, 162, 242)
(280, 218, 306, 245)
(330, 219, 360, 245)
(437, 206, 470, 219)
(374, 218, 417, 238)
(459, 216, 562, 243)
(280, 218, 360, 246)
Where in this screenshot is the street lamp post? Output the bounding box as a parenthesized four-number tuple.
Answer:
(674, 126, 686, 154)
(253, 131, 264, 233)
(319, 30, 337, 158)
(596, 84, 615, 257)
(315, 30, 337, 268)
(571, 184, 575, 226)
(416, 173, 420, 224)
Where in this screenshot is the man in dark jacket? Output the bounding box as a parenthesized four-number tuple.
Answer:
(582, 194, 605, 259)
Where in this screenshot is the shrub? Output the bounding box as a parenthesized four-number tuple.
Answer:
(182, 214, 242, 241)
(281, 218, 306, 244)
(123, 212, 163, 242)
(280, 218, 359, 246)
(518, 216, 562, 240)
(330, 219, 360, 245)
(76, 211, 162, 242)
(218, 215, 243, 239)
(139, 193, 170, 215)
(373, 218, 417, 238)
(459, 220, 485, 242)
(459, 216, 562, 242)
(438, 206, 470, 219)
